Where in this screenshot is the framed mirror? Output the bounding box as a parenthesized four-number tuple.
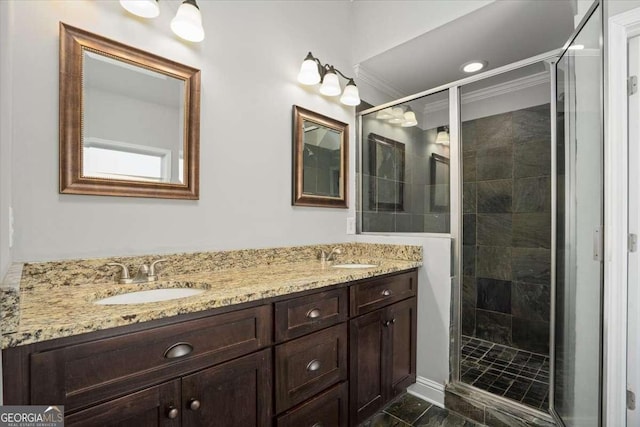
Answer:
(292, 106, 348, 208)
(59, 23, 200, 199)
(430, 153, 449, 212)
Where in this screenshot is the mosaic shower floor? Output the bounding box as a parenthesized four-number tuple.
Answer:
(460, 336, 550, 410)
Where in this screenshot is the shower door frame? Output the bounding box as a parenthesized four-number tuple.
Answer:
(550, 1, 605, 426)
(357, 48, 561, 421)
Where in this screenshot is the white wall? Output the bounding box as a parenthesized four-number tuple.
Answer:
(5, 0, 356, 262)
(351, 1, 494, 64)
(0, 0, 13, 280)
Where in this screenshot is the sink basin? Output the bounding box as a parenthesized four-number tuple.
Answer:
(331, 263, 378, 269)
(94, 288, 205, 305)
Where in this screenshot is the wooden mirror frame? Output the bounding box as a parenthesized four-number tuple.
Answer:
(59, 23, 201, 199)
(292, 106, 348, 208)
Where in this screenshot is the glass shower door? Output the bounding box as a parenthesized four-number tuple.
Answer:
(552, 3, 602, 426)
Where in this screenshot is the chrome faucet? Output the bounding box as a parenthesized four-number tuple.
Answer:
(107, 259, 167, 284)
(319, 247, 342, 264)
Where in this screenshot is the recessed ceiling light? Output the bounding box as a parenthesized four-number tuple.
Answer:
(568, 44, 585, 50)
(461, 60, 488, 73)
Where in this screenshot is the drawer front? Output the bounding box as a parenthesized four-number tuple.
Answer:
(275, 288, 348, 342)
(277, 382, 348, 427)
(31, 305, 272, 411)
(275, 323, 348, 413)
(350, 270, 417, 316)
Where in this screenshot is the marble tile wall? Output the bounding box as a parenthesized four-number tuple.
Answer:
(461, 104, 551, 355)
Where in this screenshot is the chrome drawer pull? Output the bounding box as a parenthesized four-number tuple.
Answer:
(164, 342, 193, 359)
(381, 289, 392, 296)
(306, 308, 321, 319)
(306, 359, 321, 372)
(311, 423, 324, 427)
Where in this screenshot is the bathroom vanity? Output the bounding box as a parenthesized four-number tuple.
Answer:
(1, 244, 420, 427)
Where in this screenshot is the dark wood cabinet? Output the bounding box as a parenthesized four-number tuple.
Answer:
(3, 268, 418, 427)
(181, 349, 272, 427)
(349, 292, 417, 426)
(275, 323, 348, 413)
(65, 380, 181, 427)
(276, 382, 349, 427)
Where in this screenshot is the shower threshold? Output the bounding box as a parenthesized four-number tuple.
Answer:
(460, 335, 550, 410)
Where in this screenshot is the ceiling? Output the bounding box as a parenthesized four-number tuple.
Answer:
(357, 0, 576, 100)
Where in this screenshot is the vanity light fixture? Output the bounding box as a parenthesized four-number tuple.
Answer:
(120, 0, 160, 18)
(297, 52, 361, 106)
(435, 126, 450, 145)
(375, 108, 394, 120)
(461, 60, 488, 73)
(171, 0, 205, 42)
(119, 0, 205, 43)
(401, 107, 417, 127)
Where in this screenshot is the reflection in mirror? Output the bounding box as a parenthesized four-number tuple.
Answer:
(359, 89, 450, 233)
(82, 51, 185, 184)
(59, 23, 200, 199)
(302, 119, 342, 198)
(293, 106, 348, 208)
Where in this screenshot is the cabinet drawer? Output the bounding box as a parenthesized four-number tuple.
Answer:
(275, 323, 348, 413)
(31, 305, 272, 411)
(277, 382, 348, 427)
(275, 287, 348, 342)
(350, 270, 417, 316)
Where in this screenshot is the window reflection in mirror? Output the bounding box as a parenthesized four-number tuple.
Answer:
(82, 50, 185, 184)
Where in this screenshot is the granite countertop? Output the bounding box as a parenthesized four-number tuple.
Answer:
(1, 244, 422, 349)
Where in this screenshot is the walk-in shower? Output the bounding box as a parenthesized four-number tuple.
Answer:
(357, 2, 603, 425)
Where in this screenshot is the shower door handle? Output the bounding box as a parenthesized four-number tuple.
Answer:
(593, 226, 603, 262)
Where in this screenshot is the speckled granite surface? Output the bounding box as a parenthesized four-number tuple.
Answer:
(1, 243, 422, 349)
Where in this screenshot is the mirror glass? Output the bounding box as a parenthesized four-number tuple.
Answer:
(60, 23, 200, 199)
(302, 119, 342, 198)
(292, 106, 348, 208)
(83, 50, 186, 184)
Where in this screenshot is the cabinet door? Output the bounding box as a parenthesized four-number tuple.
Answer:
(65, 380, 181, 427)
(349, 309, 386, 425)
(181, 349, 272, 427)
(388, 297, 417, 399)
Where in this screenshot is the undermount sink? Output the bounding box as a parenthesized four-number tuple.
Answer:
(94, 288, 205, 305)
(331, 263, 378, 269)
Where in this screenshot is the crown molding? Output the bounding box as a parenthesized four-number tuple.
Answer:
(423, 71, 550, 114)
(353, 64, 408, 101)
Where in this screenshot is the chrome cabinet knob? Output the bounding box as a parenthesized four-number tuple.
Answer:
(381, 289, 392, 297)
(188, 399, 201, 411)
(306, 359, 321, 372)
(306, 308, 321, 319)
(167, 406, 178, 419)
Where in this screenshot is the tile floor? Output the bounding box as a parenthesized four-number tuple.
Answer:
(360, 393, 482, 426)
(460, 336, 549, 409)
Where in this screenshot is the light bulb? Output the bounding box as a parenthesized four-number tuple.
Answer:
(297, 53, 320, 85)
(120, 0, 160, 18)
(435, 130, 450, 145)
(376, 108, 393, 120)
(388, 107, 405, 124)
(340, 80, 361, 106)
(171, 0, 205, 42)
(401, 111, 417, 127)
(320, 69, 341, 96)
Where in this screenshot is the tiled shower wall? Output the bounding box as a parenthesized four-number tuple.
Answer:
(461, 103, 551, 355)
